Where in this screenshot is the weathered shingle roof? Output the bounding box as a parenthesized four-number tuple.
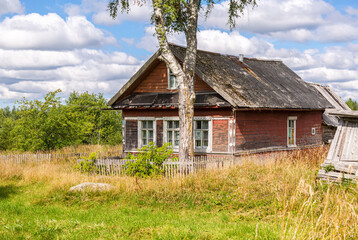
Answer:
(311, 83, 351, 126)
(109, 43, 332, 110)
(170, 44, 332, 109)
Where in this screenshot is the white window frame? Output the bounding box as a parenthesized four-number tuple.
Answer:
(287, 116, 297, 147)
(163, 117, 212, 152)
(138, 117, 156, 148)
(167, 67, 178, 90)
(194, 117, 212, 153)
(163, 117, 180, 149)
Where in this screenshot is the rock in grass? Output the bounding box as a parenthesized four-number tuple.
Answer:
(69, 182, 113, 192)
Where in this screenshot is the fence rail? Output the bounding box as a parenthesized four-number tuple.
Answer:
(87, 155, 232, 177)
(0, 151, 123, 164)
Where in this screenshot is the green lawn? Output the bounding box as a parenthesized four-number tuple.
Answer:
(0, 182, 278, 240)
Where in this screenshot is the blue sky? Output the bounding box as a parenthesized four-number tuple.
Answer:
(0, 0, 358, 108)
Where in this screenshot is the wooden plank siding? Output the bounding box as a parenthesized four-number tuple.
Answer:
(235, 110, 323, 152)
(133, 61, 213, 93)
(125, 120, 138, 151)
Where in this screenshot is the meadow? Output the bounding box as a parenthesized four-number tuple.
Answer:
(1, 146, 357, 239)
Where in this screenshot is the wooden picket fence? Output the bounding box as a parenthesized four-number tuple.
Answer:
(0, 151, 123, 164)
(85, 155, 232, 178)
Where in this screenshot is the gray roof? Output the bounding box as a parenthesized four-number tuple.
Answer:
(109, 43, 332, 110)
(311, 83, 351, 126)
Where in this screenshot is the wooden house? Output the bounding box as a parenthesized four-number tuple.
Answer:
(108, 44, 332, 157)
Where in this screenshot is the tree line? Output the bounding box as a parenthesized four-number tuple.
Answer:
(346, 98, 358, 110)
(0, 90, 122, 152)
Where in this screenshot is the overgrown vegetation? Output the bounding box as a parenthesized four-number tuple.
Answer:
(346, 98, 358, 110)
(1, 146, 358, 239)
(124, 142, 176, 178)
(0, 90, 122, 152)
(74, 152, 99, 175)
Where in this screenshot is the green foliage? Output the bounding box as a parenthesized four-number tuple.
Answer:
(66, 91, 122, 146)
(108, 0, 257, 32)
(0, 90, 122, 152)
(124, 143, 176, 178)
(324, 164, 335, 173)
(74, 151, 99, 174)
(346, 98, 358, 110)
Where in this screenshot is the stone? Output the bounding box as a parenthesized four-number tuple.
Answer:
(69, 182, 113, 192)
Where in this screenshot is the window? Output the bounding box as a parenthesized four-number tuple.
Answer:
(163, 118, 211, 152)
(195, 120, 209, 149)
(167, 120, 180, 148)
(287, 117, 297, 147)
(311, 128, 316, 135)
(140, 120, 154, 147)
(168, 68, 178, 89)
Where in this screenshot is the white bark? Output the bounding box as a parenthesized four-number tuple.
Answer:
(152, 0, 198, 162)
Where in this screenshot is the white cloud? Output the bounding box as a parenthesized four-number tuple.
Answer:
(201, 0, 332, 32)
(65, 0, 152, 25)
(200, 0, 358, 43)
(0, 0, 24, 17)
(0, 48, 143, 102)
(122, 37, 135, 45)
(0, 13, 116, 50)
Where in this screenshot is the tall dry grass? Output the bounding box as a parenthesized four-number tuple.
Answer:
(0, 144, 123, 156)
(1, 145, 357, 239)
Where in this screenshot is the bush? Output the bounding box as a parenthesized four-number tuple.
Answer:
(124, 143, 176, 178)
(74, 151, 98, 175)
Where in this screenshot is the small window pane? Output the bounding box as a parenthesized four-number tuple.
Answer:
(148, 121, 153, 129)
(196, 140, 201, 147)
(196, 121, 201, 129)
(149, 130, 153, 138)
(170, 75, 176, 88)
(202, 121, 208, 129)
(168, 131, 173, 142)
(168, 121, 173, 129)
(142, 139, 147, 146)
(174, 131, 179, 140)
(195, 131, 201, 140)
(203, 131, 208, 140)
(203, 140, 208, 147)
(174, 121, 179, 129)
(142, 130, 146, 138)
(142, 121, 147, 128)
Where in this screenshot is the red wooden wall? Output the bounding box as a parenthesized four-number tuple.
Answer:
(133, 61, 213, 93)
(235, 110, 323, 151)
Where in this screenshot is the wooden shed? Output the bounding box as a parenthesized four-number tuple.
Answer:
(319, 110, 358, 181)
(311, 83, 351, 143)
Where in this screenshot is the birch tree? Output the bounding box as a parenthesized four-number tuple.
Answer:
(109, 0, 257, 161)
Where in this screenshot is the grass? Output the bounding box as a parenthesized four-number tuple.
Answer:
(1, 146, 358, 239)
(0, 144, 123, 156)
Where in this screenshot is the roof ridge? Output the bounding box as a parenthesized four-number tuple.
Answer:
(169, 43, 282, 62)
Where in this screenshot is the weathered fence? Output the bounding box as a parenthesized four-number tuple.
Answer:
(0, 151, 123, 164)
(87, 155, 232, 178)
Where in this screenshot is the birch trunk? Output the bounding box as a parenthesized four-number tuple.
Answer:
(153, 0, 198, 162)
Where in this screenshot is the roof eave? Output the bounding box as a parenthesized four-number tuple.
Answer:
(107, 49, 162, 106)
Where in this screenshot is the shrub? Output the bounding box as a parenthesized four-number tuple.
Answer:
(74, 151, 98, 175)
(124, 142, 176, 178)
(324, 163, 335, 173)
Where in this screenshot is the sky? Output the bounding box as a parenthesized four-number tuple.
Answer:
(1, 0, 358, 108)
